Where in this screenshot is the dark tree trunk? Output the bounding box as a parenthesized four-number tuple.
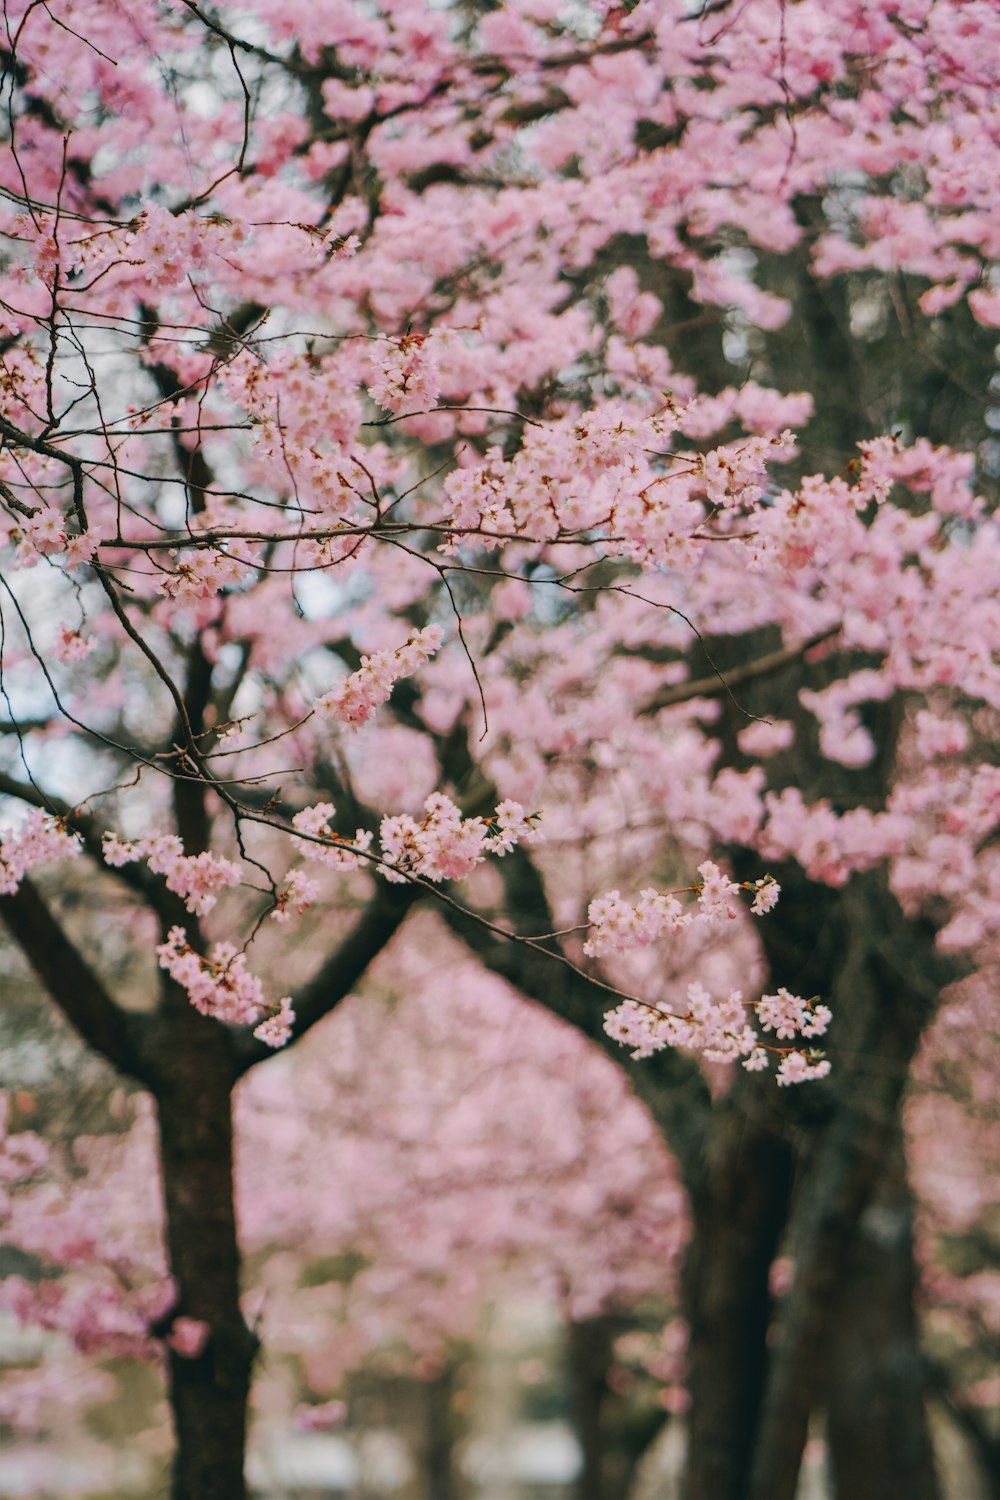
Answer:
(745, 876, 958, 1500)
(153, 1016, 252, 1500)
(825, 1129, 940, 1500)
(568, 1316, 614, 1500)
(419, 1365, 460, 1500)
(679, 1110, 794, 1500)
(566, 1315, 668, 1500)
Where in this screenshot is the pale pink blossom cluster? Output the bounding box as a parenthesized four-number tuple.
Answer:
(157, 547, 254, 605)
(270, 868, 320, 924)
(51, 625, 96, 663)
(0, 1094, 169, 1362)
(0, 813, 80, 895)
(0, 1270, 157, 1360)
(604, 985, 757, 1063)
(678, 384, 813, 440)
(759, 789, 909, 888)
(603, 981, 829, 1083)
(127, 206, 248, 294)
(696, 433, 795, 510)
(102, 832, 241, 916)
(890, 763, 1000, 952)
(584, 863, 779, 957)
(437, 416, 798, 569)
(0, 1094, 49, 1207)
(749, 877, 781, 915)
(296, 1399, 348, 1432)
(156, 927, 294, 1045)
(914, 711, 969, 760)
(252, 997, 296, 1049)
(13, 507, 65, 564)
(368, 334, 441, 414)
(316, 626, 444, 728)
(291, 805, 374, 871)
(773, 1053, 833, 1087)
(379, 795, 539, 883)
(757, 987, 832, 1042)
(697, 860, 745, 919)
(166, 1316, 211, 1360)
(10, 508, 98, 569)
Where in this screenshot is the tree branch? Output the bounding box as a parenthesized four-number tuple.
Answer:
(0, 876, 149, 1083)
(0, 768, 178, 917)
(234, 881, 421, 1073)
(641, 626, 840, 716)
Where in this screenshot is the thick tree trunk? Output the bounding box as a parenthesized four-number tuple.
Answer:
(825, 1130, 940, 1500)
(419, 1365, 460, 1500)
(746, 877, 957, 1500)
(566, 1315, 669, 1500)
(568, 1316, 613, 1500)
(679, 1111, 794, 1500)
(154, 1024, 252, 1500)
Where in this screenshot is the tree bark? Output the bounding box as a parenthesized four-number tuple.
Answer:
(565, 1315, 669, 1500)
(568, 1316, 614, 1500)
(825, 1129, 940, 1500)
(679, 1108, 794, 1500)
(746, 876, 957, 1500)
(149, 1005, 252, 1500)
(419, 1365, 460, 1500)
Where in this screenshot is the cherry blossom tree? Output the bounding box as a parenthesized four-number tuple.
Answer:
(0, 926, 685, 1497)
(1, 0, 999, 1497)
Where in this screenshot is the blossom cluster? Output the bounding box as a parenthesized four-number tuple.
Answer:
(286, 793, 540, 894)
(437, 414, 798, 569)
(316, 626, 444, 729)
(7, 506, 99, 570)
(0, 1092, 49, 1203)
(0, 813, 81, 896)
(584, 864, 780, 957)
(157, 547, 255, 606)
(379, 795, 540, 883)
(587, 868, 830, 1081)
(759, 791, 907, 889)
(604, 984, 831, 1085)
(368, 333, 442, 415)
(291, 805, 374, 871)
(270, 868, 321, 924)
(103, 832, 241, 916)
(156, 928, 294, 1046)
